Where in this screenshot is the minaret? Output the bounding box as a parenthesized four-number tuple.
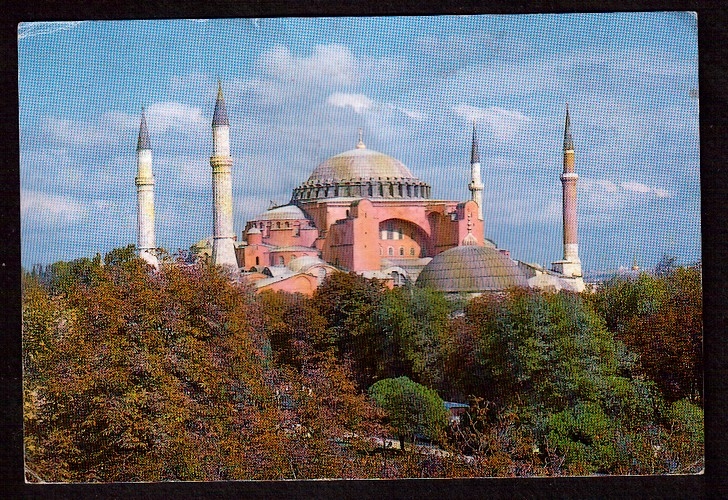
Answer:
(468, 122, 484, 221)
(135, 109, 158, 268)
(210, 81, 239, 272)
(553, 104, 582, 278)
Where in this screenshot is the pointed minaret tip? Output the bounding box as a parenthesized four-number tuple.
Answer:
(471, 121, 480, 164)
(563, 103, 574, 151)
(137, 109, 151, 151)
(213, 80, 230, 126)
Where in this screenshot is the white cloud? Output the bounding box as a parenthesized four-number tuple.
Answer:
(327, 93, 374, 114)
(21, 189, 87, 223)
(453, 104, 531, 141)
(146, 102, 207, 136)
(42, 117, 109, 147)
(261, 44, 357, 86)
(18, 22, 85, 40)
(621, 181, 670, 198)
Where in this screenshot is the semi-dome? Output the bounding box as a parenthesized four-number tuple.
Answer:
(416, 245, 529, 293)
(253, 204, 308, 221)
(291, 140, 431, 202)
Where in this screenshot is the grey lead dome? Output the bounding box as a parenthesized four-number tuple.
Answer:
(416, 245, 529, 292)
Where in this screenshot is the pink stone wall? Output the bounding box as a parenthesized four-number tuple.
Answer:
(257, 274, 318, 296)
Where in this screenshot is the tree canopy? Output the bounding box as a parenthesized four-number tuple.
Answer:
(22, 251, 703, 480)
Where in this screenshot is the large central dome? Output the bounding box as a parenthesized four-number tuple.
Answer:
(307, 147, 417, 183)
(292, 139, 431, 202)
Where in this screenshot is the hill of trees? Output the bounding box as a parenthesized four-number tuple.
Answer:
(22, 247, 703, 480)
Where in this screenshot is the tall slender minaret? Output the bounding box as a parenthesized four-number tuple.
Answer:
(210, 81, 239, 272)
(468, 122, 484, 221)
(553, 104, 582, 278)
(135, 109, 158, 268)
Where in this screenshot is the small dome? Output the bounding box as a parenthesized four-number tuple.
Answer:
(307, 147, 417, 183)
(288, 255, 326, 273)
(416, 245, 528, 293)
(254, 204, 307, 221)
(247, 227, 261, 234)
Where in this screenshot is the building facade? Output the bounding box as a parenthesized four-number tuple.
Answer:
(138, 86, 585, 294)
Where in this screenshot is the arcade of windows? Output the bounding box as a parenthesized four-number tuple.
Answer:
(381, 246, 416, 257)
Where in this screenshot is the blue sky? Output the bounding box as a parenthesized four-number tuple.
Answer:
(18, 13, 700, 272)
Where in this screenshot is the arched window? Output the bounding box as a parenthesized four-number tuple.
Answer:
(255, 256, 259, 265)
(399, 247, 404, 256)
(276, 222, 281, 229)
(388, 247, 394, 256)
(259, 222, 264, 229)
(410, 247, 415, 256)
(285, 221, 290, 228)
(278, 256, 284, 266)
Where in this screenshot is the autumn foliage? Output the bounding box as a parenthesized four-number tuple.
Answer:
(22, 249, 703, 481)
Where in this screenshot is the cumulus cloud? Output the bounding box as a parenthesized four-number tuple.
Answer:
(146, 102, 208, 135)
(453, 104, 531, 141)
(42, 117, 113, 148)
(261, 44, 357, 86)
(21, 189, 87, 223)
(18, 21, 85, 40)
(326, 93, 426, 122)
(327, 93, 374, 114)
(621, 181, 670, 198)
(578, 177, 672, 225)
(40, 103, 208, 149)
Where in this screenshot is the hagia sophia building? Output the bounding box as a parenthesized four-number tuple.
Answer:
(135, 83, 585, 295)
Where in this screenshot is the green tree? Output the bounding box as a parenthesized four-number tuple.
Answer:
(368, 376, 449, 450)
(371, 286, 452, 389)
(591, 265, 703, 403)
(312, 272, 388, 387)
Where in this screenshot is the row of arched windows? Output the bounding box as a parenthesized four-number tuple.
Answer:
(380, 246, 416, 257)
(292, 181, 431, 201)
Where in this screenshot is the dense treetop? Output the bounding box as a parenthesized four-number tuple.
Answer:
(22, 249, 703, 480)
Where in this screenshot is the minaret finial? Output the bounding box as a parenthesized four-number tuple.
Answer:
(137, 108, 151, 151)
(213, 80, 229, 126)
(563, 103, 574, 151)
(471, 120, 480, 164)
(356, 127, 366, 149)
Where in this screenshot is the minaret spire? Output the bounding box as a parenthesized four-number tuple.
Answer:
(210, 81, 238, 272)
(468, 121, 484, 221)
(135, 108, 158, 268)
(137, 107, 151, 151)
(563, 103, 574, 151)
(471, 121, 480, 164)
(213, 79, 230, 127)
(356, 127, 366, 149)
(552, 103, 582, 282)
